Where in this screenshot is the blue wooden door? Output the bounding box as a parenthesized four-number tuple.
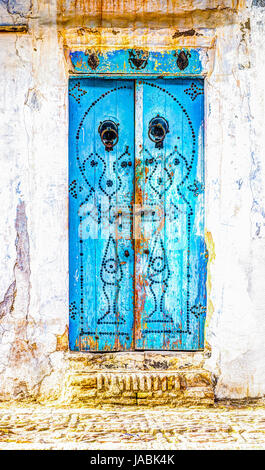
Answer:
(134, 79, 206, 350)
(69, 77, 206, 351)
(69, 78, 135, 351)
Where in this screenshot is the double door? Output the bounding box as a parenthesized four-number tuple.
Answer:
(69, 78, 206, 351)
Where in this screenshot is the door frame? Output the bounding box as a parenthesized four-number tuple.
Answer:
(68, 47, 208, 352)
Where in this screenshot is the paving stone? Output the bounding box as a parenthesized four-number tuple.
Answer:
(0, 403, 265, 449)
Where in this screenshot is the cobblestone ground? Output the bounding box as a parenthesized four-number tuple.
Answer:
(0, 403, 265, 450)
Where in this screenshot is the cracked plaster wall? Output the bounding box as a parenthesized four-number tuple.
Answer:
(0, 0, 265, 401)
(0, 0, 32, 25)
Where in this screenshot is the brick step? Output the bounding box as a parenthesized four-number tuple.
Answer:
(61, 369, 214, 406)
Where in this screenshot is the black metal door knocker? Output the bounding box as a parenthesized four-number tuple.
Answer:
(148, 115, 169, 149)
(98, 119, 119, 151)
(175, 50, 191, 71)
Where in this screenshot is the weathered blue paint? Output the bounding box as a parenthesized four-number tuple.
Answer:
(69, 78, 135, 351)
(134, 79, 206, 350)
(69, 49, 203, 76)
(69, 76, 206, 351)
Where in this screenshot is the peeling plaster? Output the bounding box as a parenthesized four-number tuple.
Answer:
(252, 0, 265, 7)
(56, 326, 69, 351)
(172, 29, 203, 38)
(2, 1, 32, 17)
(0, 0, 32, 26)
(0, 200, 30, 357)
(0, 281, 16, 321)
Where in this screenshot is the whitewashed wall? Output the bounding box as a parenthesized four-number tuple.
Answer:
(0, 0, 264, 400)
(206, 4, 265, 398)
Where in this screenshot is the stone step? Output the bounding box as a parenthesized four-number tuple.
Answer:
(66, 351, 206, 371)
(61, 369, 214, 406)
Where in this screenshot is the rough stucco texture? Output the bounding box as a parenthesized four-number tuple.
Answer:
(0, 0, 265, 401)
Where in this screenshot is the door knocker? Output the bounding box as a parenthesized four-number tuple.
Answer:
(98, 120, 119, 151)
(148, 115, 169, 149)
(175, 50, 191, 71)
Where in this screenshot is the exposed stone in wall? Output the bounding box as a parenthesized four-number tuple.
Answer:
(0, 199, 34, 399)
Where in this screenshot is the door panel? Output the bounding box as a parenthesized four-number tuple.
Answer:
(134, 79, 206, 350)
(69, 78, 135, 351)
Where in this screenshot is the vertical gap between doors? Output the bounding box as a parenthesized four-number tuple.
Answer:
(132, 78, 136, 351)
